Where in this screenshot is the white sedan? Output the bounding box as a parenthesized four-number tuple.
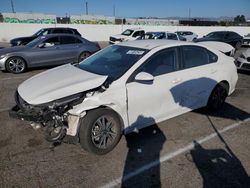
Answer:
(236, 48, 250, 71)
(175, 31, 198, 41)
(10, 40, 238, 155)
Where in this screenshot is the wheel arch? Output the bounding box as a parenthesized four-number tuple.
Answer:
(206, 80, 230, 106)
(85, 105, 125, 131)
(5, 55, 28, 71)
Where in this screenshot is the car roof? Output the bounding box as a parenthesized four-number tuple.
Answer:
(42, 27, 76, 30)
(117, 40, 187, 50)
(40, 33, 80, 38)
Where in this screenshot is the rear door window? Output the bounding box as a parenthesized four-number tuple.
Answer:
(182, 46, 214, 69)
(60, 36, 82, 44)
(51, 29, 65, 34)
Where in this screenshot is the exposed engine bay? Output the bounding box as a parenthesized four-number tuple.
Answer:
(9, 80, 111, 144)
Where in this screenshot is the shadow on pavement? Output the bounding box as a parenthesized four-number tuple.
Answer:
(122, 115, 166, 188)
(196, 102, 250, 121)
(190, 101, 250, 188)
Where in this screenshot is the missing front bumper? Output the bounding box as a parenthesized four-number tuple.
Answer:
(9, 105, 40, 122)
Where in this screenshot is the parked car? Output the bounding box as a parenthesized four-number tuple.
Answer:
(109, 28, 145, 44)
(243, 33, 250, 45)
(140, 32, 186, 41)
(0, 34, 100, 73)
(175, 31, 198, 41)
(195, 31, 243, 49)
(9, 40, 238, 155)
(10, 27, 81, 46)
(235, 48, 250, 71)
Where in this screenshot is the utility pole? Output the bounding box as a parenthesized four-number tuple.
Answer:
(11, 0, 15, 13)
(113, 4, 116, 17)
(85, 1, 88, 15)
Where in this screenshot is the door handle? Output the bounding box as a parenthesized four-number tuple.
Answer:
(172, 78, 182, 84)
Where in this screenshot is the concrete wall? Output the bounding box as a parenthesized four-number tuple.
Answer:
(0, 23, 250, 42)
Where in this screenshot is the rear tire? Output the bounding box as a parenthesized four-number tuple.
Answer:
(78, 51, 91, 63)
(79, 108, 122, 155)
(207, 83, 228, 110)
(6, 57, 27, 74)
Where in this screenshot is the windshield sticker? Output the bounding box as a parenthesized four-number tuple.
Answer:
(126, 50, 145, 55)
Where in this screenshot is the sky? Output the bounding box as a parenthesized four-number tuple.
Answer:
(0, 0, 249, 18)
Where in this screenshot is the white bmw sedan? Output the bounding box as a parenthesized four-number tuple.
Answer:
(10, 40, 238, 155)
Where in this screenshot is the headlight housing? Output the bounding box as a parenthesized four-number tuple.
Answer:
(0, 55, 5, 59)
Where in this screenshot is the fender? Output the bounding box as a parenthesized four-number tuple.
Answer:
(67, 97, 129, 136)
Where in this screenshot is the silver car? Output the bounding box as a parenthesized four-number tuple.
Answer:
(0, 34, 100, 73)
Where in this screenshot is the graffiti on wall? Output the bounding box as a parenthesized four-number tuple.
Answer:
(3, 17, 56, 24)
(71, 19, 114, 25)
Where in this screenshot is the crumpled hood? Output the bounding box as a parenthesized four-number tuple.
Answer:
(18, 64, 108, 105)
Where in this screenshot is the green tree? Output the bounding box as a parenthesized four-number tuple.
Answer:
(234, 15, 246, 23)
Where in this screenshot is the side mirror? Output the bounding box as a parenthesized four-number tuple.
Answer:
(134, 72, 154, 82)
(38, 43, 54, 48)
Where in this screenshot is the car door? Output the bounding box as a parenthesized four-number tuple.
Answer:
(173, 45, 219, 110)
(57, 36, 82, 63)
(28, 36, 64, 67)
(126, 47, 182, 129)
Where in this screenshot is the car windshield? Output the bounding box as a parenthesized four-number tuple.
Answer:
(121, 29, 134, 36)
(246, 33, 250, 37)
(33, 29, 49, 36)
(206, 32, 225, 38)
(78, 45, 148, 79)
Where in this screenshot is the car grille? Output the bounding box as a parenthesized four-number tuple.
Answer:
(241, 63, 250, 70)
(234, 61, 241, 67)
(110, 37, 120, 42)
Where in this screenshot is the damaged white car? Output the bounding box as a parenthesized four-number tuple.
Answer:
(9, 40, 238, 155)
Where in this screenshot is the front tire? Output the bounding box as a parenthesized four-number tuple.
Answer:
(207, 83, 228, 110)
(6, 57, 27, 74)
(79, 109, 122, 155)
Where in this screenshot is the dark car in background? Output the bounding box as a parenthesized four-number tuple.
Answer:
(10, 27, 81, 46)
(195, 31, 243, 49)
(0, 34, 100, 73)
